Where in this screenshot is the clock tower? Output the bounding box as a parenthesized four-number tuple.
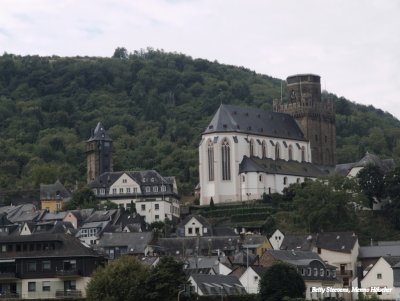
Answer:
(273, 74, 336, 166)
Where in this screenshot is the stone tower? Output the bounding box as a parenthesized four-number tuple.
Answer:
(273, 74, 336, 166)
(86, 122, 113, 183)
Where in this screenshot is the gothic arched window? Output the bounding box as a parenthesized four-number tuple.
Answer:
(262, 141, 267, 158)
(288, 145, 293, 161)
(301, 146, 306, 162)
(249, 139, 254, 157)
(221, 138, 231, 180)
(207, 140, 214, 181)
(283, 177, 288, 185)
(275, 143, 281, 159)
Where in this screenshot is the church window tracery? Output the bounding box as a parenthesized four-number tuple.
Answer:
(221, 139, 231, 181)
(207, 140, 214, 181)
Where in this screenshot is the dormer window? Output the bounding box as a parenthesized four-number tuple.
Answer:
(145, 187, 150, 193)
(151, 178, 155, 182)
(122, 179, 127, 183)
(161, 185, 166, 192)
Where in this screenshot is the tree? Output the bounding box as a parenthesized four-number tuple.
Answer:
(357, 164, 385, 208)
(113, 47, 128, 59)
(65, 187, 97, 210)
(259, 262, 305, 301)
(209, 197, 215, 208)
(144, 256, 187, 301)
(86, 256, 149, 301)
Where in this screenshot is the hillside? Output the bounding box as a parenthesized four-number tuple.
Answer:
(1, 48, 400, 195)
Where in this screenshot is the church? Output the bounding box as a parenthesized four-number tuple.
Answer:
(198, 74, 336, 205)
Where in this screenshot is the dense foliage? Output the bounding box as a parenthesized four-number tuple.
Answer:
(1, 48, 399, 195)
(259, 262, 306, 301)
(87, 256, 186, 301)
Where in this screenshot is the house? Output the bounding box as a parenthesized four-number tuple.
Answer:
(355, 256, 400, 300)
(95, 232, 154, 259)
(155, 236, 241, 257)
(182, 256, 232, 276)
(0, 233, 106, 299)
(259, 249, 341, 300)
(199, 74, 335, 205)
(63, 209, 95, 229)
(40, 180, 71, 213)
(188, 274, 246, 296)
(176, 214, 236, 237)
(269, 229, 284, 250)
(88, 170, 180, 223)
(76, 220, 110, 245)
(242, 235, 272, 257)
(281, 231, 359, 289)
(239, 266, 268, 294)
(359, 242, 400, 270)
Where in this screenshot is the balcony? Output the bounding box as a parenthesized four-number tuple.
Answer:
(0, 292, 20, 299)
(337, 269, 353, 277)
(56, 269, 81, 278)
(0, 272, 19, 280)
(55, 290, 82, 298)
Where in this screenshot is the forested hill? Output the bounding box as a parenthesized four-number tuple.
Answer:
(1, 48, 400, 195)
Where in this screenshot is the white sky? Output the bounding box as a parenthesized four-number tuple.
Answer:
(1, 0, 399, 119)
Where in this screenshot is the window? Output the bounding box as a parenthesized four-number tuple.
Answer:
(1, 245, 5, 252)
(207, 140, 214, 181)
(112, 188, 117, 194)
(27, 261, 37, 272)
(145, 187, 150, 193)
(100, 188, 105, 195)
(122, 179, 127, 183)
(64, 280, 76, 290)
(221, 139, 231, 180)
(296, 178, 301, 184)
(155, 215, 159, 220)
(288, 145, 293, 160)
(63, 260, 76, 270)
(314, 268, 318, 276)
(242, 175, 245, 182)
(283, 177, 288, 185)
(141, 204, 146, 211)
(195, 227, 200, 234)
(301, 268, 305, 276)
(126, 188, 131, 193)
(151, 178, 155, 182)
(42, 261, 51, 271)
(307, 268, 311, 276)
(262, 141, 267, 158)
(153, 186, 158, 192)
(259, 175, 262, 182)
(249, 139, 254, 156)
(326, 270, 330, 277)
(28, 282, 36, 292)
(133, 187, 138, 193)
(155, 204, 159, 210)
(377, 273, 382, 279)
(161, 185, 166, 192)
(320, 268, 324, 276)
(275, 143, 281, 159)
(301, 146, 305, 162)
(42, 281, 51, 291)
(188, 228, 193, 234)
(317, 247, 321, 254)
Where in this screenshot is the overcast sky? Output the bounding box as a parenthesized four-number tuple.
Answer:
(1, 0, 399, 119)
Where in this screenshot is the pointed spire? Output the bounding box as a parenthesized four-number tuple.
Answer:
(87, 122, 112, 142)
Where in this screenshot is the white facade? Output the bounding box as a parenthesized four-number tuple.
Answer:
(184, 216, 208, 237)
(359, 257, 400, 300)
(135, 199, 180, 224)
(239, 267, 263, 294)
(199, 132, 311, 205)
(269, 229, 285, 250)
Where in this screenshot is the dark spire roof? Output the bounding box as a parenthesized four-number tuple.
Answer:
(87, 122, 112, 142)
(204, 104, 306, 141)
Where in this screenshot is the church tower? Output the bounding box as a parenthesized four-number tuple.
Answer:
(86, 122, 113, 183)
(273, 74, 336, 166)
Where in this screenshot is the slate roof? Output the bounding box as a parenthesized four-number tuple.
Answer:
(359, 245, 400, 258)
(251, 266, 268, 277)
(239, 156, 326, 178)
(96, 232, 154, 254)
(334, 152, 396, 176)
(383, 256, 400, 267)
(84, 209, 118, 223)
(0, 213, 12, 226)
(40, 180, 71, 201)
(0, 233, 103, 259)
(183, 256, 230, 270)
(190, 274, 246, 295)
(316, 232, 357, 253)
(87, 122, 112, 142)
(156, 236, 241, 256)
(281, 232, 357, 254)
(267, 249, 325, 266)
(204, 104, 306, 141)
(42, 212, 67, 221)
(177, 215, 211, 229)
(88, 170, 178, 197)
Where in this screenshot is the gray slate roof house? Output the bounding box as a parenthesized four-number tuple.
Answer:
(189, 274, 247, 296)
(335, 152, 396, 176)
(40, 180, 71, 202)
